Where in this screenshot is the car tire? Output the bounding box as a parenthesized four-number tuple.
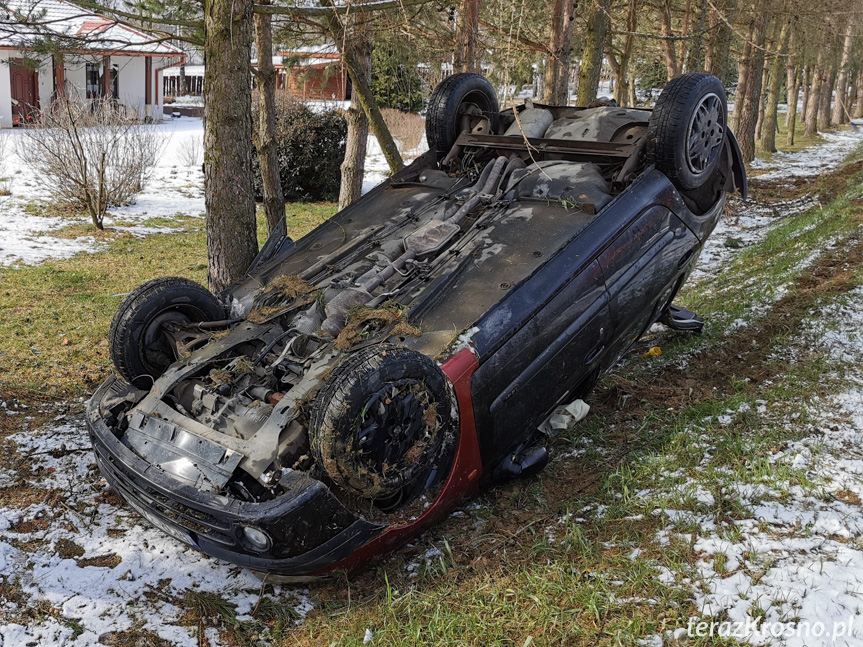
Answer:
(109, 277, 224, 389)
(310, 344, 458, 509)
(646, 73, 728, 191)
(426, 73, 500, 158)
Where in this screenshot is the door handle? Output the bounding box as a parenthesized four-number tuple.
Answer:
(585, 344, 605, 365)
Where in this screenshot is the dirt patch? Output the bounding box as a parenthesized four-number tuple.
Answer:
(0, 483, 53, 507)
(98, 630, 175, 647)
(836, 490, 862, 506)
(77, 552, 123, 568)
(55, 538, 85, 559)
(93, 488, 124, 506)
(749, 159, 863, 202)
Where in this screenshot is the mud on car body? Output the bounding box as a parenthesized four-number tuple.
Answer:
(87, 73, 746, 578)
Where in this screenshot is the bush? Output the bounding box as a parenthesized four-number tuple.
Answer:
(252, 94, 346, 202)
(177, 134, 203, 167)
(15, 97, 160, 229)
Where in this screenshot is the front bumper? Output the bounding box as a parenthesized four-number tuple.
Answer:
(86, 376, 385, 576)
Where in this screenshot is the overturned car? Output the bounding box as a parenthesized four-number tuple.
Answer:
(87, 73, 746, 577)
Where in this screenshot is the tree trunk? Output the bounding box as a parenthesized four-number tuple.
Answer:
(659, 0, 680, 81)
(705, 0, 736, 85)
(730, 12, 754, 134)
(831, 23, 854, 125)
(785, 24, 800, 130)
(577, 0, 611, 104)
(253, 0, 285, 236)
(804, 57, 823, 136)
(542, 0, 576, 105)
(817, 65, 835, 128)
(179, 62, 188, 97)
(734, 2, 768, 162)
(845, 70, 860, 120)
(800, 64, 811, 128)
(854, 70, 863, 119)
(204, 0, 258, 294)
(684, 0, 709, 73)
(760, 18, 790, 154)
(454, 0, 480, 74)
(754, 59, 771, 142)
(327, 14, 404, 174)
(613, 0, 637, 106)
(785, 37, 801, 145)
(338, 39, 370, 211)
(677, 0, 693, 72)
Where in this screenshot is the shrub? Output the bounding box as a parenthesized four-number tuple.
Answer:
(252, 94, 346, 202)
(15, 97, 160, 229)
(177, 134, 203, 167)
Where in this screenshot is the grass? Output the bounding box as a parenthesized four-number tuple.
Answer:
(755, 110, 853, 162)
(0, 202, 335, 401)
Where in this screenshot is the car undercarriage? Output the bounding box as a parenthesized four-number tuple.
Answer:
(87, 72, 746, 576)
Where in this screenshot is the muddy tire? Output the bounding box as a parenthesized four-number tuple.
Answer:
(109, 277, 224, 389)
(647, 73, 727, 191)
(426, 73, 499, 158)
(310, 345, 458, 509)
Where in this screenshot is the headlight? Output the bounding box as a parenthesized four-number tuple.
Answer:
(240, 525, 272, 552)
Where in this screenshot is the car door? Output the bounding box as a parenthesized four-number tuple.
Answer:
(470, 260, 613, 466)
(598, 205, 699, 358)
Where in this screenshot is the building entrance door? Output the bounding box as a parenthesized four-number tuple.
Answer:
(10, 59, 38, 125)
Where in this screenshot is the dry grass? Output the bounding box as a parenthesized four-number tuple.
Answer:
(381, 108, 425, 154)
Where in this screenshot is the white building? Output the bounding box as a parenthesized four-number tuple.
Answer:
(0, 0, 183, 128)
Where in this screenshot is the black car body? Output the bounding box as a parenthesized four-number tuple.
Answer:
(86, 73, 746, 578)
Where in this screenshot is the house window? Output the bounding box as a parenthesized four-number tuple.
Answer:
(85, 63, 118, 100)
(85, 63, 100, 99)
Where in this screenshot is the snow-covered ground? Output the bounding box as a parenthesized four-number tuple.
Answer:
(751, 126, 863, 182)
(641, 287, 863, 647)
(0, 408, 314, 646)
(689, 121, 863, 284)
(0, 115, 409, 267)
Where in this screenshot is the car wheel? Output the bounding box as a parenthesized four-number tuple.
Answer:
(109, 277, 224, 389)
(647, 73, 728, 191)
(426, 73, 500, 158)
(310, 344, 458, 509)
